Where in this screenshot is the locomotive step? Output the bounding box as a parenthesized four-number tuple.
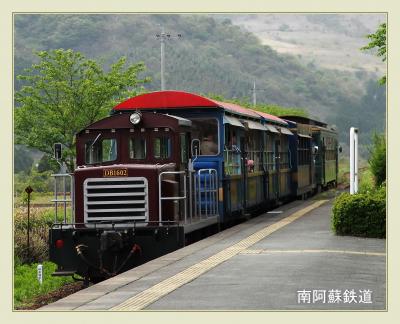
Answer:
(52, 270, 77, 277)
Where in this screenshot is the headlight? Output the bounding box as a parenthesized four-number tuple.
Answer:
(130, 111, 142, 125)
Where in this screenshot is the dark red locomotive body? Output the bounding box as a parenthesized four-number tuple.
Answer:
(50, 111, 193, 281)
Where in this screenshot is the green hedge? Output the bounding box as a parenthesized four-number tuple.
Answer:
(332, 185, 386, 238)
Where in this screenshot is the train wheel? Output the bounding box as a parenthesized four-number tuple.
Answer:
(90, 277, 105, 284)
(83, 276, 90, 288)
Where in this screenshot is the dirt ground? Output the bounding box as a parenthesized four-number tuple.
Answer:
(15, 282, 84, 310)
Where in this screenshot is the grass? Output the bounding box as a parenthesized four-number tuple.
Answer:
(14, 205, 74, 265)
(14, 205, 77, 309)
(338, 156, 369, 186)
(15, 192, 71, 205)
(338, 156, 350, 185)
(14, 206, 54, 228)
(14, 205, 73, 227)
(14, 261, 74, 308)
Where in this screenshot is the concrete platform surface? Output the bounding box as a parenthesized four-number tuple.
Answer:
(40, 197, 386, 311)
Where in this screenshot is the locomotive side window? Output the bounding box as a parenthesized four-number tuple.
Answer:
(247, 130, 262, 172)
(85, 138, 117, 164)
(298, 137, 311, 165)
(154, 136, 171, 159)
(224, 125, 241, 175)
(129, 137, 146, 159)
(324, 136, 336, 161)
(265, 133, 276, 171)
(190, 118, 219, 156)
(279, 136, 289, 169)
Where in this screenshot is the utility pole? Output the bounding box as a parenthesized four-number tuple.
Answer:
(251, 81, 269, 107)
(252, 81, 256, 107)
(156, 26, 182, 91)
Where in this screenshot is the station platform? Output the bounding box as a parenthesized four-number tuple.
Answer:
(40, 196, 386, 311)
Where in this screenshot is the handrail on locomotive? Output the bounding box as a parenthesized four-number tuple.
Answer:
(51, 173, 75, 225)
(159, 168, 219, 224)
(158, 170, 187, 225)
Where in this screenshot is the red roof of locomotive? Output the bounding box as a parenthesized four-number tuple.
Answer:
(114, 90, 287, 126)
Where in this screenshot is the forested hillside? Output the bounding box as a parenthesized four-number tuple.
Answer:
(224, 14, 385, 74)
(14, 14, 386, 151)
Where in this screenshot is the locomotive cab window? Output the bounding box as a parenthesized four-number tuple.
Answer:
(154, 136, 171, 159)
(85, 137, 117, 164)
(191, 118, 219, 156)
(129, 137, 146, 159)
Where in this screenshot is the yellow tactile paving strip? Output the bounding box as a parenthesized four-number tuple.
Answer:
(240, 249, 386, 256)
(111, 199, 328, 311)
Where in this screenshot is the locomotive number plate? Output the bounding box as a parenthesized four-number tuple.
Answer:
(103, 168, 128, 177)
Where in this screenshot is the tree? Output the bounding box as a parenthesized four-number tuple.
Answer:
(361, 22, 386, 85)
(360, 24, 386, 185)
(15, 49, 149, 172)
(14, 145, 34, 173)
(37, 154, 60, 173)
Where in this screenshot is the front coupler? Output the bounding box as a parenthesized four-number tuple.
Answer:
(49, 224, 185, 282)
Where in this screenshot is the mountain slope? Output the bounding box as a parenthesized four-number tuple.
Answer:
(14, 14, 385, 146)
(223, 14, 386, 74)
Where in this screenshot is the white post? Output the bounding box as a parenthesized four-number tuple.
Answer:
(354, 129, 358, 193)
(350, 127, 358, 194)
(350, 128, 354, 194)
(37, 264, 43, 285)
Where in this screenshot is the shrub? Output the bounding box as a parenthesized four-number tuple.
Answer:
(368, 133, 386, 186)
(14, 207, 54, 263)
(14, 207, 54, 230)
(358, 168, 375, 193)
(332, 184, 386, 238)
(14, 230, 49, 264)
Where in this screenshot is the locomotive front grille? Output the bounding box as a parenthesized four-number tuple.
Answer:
(83, 177, 148, 223)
